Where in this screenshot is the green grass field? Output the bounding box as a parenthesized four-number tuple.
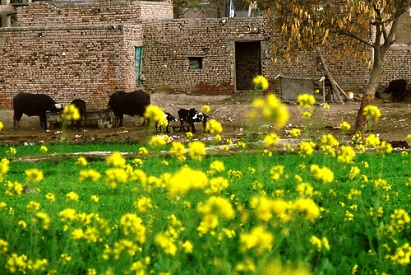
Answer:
(1, 141, 411, 274)
(1, 85, 411, 274)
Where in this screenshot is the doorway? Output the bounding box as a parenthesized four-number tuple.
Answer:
(235, 41, 261, 90)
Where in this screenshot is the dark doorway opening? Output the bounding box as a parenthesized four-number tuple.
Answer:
(235, 41, 261, 90)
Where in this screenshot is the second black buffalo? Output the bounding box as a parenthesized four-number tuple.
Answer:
(383, 79, 408, 102)
(70, 99, 87, 130)
(108, 90, 151, 127)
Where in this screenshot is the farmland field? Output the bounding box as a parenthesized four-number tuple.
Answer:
(1, 89, 411, 274)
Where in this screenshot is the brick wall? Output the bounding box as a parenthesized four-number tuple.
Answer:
(1, 1, 410, 110)
(0, 24, 143, 108)
(142, 17, 370, 95)
(17, 1, 173, 27)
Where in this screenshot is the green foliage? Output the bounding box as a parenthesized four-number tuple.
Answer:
(1, 145, 411, 273)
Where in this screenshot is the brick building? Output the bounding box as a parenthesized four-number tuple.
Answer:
(0, 0, 410, 108)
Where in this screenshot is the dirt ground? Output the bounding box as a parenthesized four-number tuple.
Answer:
(0, 92, 411, 148)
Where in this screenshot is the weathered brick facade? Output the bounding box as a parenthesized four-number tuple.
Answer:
(0, 0, 410, 109)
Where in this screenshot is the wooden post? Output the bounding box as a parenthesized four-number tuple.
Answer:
(316, 48, 343, 103)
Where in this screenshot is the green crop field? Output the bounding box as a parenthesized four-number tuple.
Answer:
(1, 78, 411, 274)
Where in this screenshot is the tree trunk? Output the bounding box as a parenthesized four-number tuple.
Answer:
(354, 66, 381, 133)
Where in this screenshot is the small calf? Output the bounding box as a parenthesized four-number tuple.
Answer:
(178, 108, 208, 133)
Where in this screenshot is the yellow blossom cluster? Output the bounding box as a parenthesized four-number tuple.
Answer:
(167, 166, 208, 196)
(144, 105, 167, 128)
(250, 196, 320, 223)
(205, 119, 223, 134)
(310, 164, 334, 183)
(299, 141, 316, 156)
(264, 133, 279, 148)
(188, 141, 206, 161)
(252, 75, 269, 91)
(62, 104, 81, 121)
(0, 158, 10, 180)
(297, 94, 316, 109)
(363, 105, 381, 121)
(240, 225, 274, 255)
(337, 145, 356, 164)
(197, 196, 234, 236)
(249, 94, 289, 129)
(309, 235, 330, 252)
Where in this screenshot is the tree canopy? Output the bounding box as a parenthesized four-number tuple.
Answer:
(265, 0, 411, 131)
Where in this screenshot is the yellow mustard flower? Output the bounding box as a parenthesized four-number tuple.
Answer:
(5, 253, 28, 273)
(90, 195, 99, 202)
(0, 122, 3, 131)
(339, 121, 351, 131)
(45, 193, 55, 202)
(289, 128, 301, 137)
(0, 158, 10, 178)
(26, 201, 41, 212)
(106, 152, 126, 168)
(297, 94, 316, 108)
(168, 167, 208, 196)
(144, 105, 167, 127)
(337, 145, 356, 164)
(188, 141, 206, 161)
(264, 133, 279, 148)
(299, 141, 316, 156)
(120, 213, 146, 244)
(149, 135, 168, 147)
(5, 183, 25, 196)
(7, 147, 16, 155)
(62, 104, 80, 121)
(169, 141, 186, 161)
(76, 156, 88, 166)
(239, 225, 274, 254)
(205, 119, 223, 134)
(363, 105, 381, 121)
(138, 147, 148, 155)
(79, 169, 101, 182)
(40, 145, 48, 153)
(105, 168, 128, 189)
(349, 166, 360, 179)
(66, 192, 79, 202)
(310, 164, 334, 183)
(134, 197, 153, 213)
(201, 105, 211, 113)
(205, 177, 229, 194)
(59, 253, 72, 265)
(270, 165, 285, 181)
(32, 212, 51, 230)
(155, 233, 177, 256)
(182, 241, 193, 253)
(209, 160, 225, 174)
(253, 75, 269, 90)
(0, 239, 8, 253)
(387, 243, 411, 266)
(293, 197, 321, 221)
(296, 183, 314, 197)
(249, 94, 289, 129)
(25, 169, 44, 183)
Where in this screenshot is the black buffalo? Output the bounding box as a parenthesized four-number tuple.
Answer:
(156, 112, 178, 133)
(107, 90, 150, 127)
(178, 108, 208, 133)
(13, 92, 62, 130)
(70, 99, 87, 130)
(383, 79, 408, 102)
